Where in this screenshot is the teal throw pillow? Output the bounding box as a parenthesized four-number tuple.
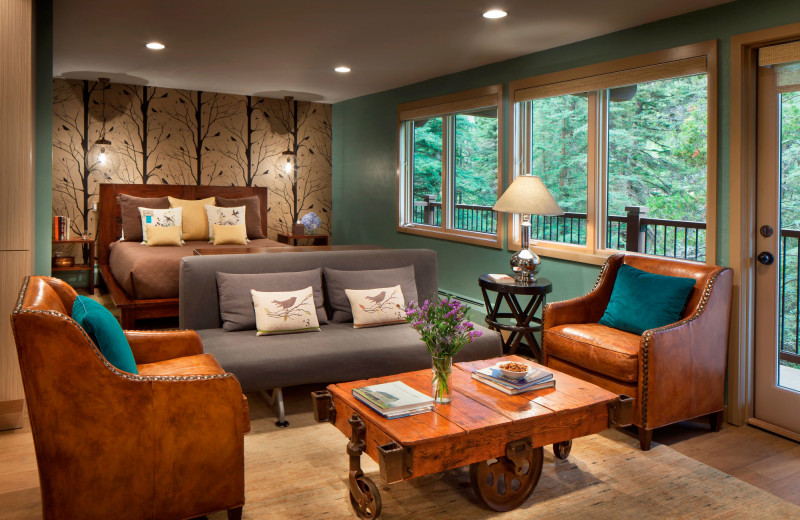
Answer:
(598, 264, 696, 335)
(72, 296, 139, 374)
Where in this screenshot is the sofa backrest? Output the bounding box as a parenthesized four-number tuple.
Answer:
(179, 249, 438, 330)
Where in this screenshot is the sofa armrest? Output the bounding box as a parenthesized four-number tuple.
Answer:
(146, 375, 247, 516)
(125, 330, 204, 365)
(543, 254, 623, 330)
(637, 268, 733, 430)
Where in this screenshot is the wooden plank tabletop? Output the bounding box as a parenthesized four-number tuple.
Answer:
(328, 355, 620, 478)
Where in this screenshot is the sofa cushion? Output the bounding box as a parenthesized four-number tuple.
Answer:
(346, 285, 406, 328)
(251, 287, 321, 336)
(324, 266, 418, 323)
(119, 194, 169, 242)
(197, 322, 502, 392)
(72, 296, 139, 374)
(217, 269, 327, 331)
(599, 264, 695, 335)
(137, 353, 225, 376)
(543, 323, 639, 382)
(215, 195, 266, 239)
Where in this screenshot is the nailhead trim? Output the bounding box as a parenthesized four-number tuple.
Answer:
(12, 277, 231, 383)
(639, 268, 727, 428)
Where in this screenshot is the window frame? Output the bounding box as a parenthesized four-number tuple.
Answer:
(508, 41, 718, 265)
(397, 85, 504, 248)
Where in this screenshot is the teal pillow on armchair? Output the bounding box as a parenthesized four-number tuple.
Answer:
(72, 296, 139, 374)
(598, 264, 696, 335)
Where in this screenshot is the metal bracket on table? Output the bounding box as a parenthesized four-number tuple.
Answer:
(260, 388, 289, 428)
(506, 437, 533, 477)
(378, 442, 413, 484)
(312, 390, 337, 423)
(608, 394, 634, 427)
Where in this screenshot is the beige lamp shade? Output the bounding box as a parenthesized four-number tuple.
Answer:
(493, 175, 564, 216)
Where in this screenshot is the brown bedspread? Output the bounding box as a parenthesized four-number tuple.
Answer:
(108, 238, 286, 299)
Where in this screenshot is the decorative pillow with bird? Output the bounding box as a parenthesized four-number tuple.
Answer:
(344, 285, 406, 328)
(204, 205, 248, 241)
(138, 207, 183, 245)
(251, 286, 321, 336)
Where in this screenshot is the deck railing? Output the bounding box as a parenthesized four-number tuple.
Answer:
(414, 195, 800, 365)
(780, 230, 800, 366)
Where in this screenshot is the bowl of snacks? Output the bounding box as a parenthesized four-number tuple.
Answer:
(497, 361, 530, 380)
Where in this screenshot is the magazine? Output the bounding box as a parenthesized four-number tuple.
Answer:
(352, 381, 434, 418)
(472, 373, 555, 395)
(474, 365, 554, 389)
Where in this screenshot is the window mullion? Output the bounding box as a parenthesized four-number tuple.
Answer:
(592, 89, 610, 254)
(442, 115, 452, 231)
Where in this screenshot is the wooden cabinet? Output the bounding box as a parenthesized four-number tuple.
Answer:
(52, 238, 95, 294)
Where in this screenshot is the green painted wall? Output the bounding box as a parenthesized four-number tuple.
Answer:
(332, 0, 800, 304)
(34, 0, 52, 275)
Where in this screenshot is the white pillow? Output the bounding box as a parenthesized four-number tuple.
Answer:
(205, 205, 247, 240)
(251, 286, 321, 336)
(345, 285, 406, 328)
(139, 207, 183, 244)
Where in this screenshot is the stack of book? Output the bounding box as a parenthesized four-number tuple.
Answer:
(53, 216, 70, 240)
(352, 381, 434, 419)
(472, 365, 555, 395)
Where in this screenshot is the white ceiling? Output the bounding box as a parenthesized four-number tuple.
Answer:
(54, 0, 731, 103)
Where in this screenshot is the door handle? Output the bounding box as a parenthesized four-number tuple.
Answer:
(757, 251, 775, 265)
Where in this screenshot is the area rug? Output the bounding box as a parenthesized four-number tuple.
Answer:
(208, 397, 800, 520)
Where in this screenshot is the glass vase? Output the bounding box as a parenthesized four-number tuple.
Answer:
(431, 355, 453, 404)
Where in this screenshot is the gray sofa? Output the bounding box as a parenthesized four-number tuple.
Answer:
(179, 249, 503, 424)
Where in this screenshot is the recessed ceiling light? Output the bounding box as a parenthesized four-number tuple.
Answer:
(334, 66, 351, 73)
(146, 42, 165, 50)
(483, 9, 507, 19)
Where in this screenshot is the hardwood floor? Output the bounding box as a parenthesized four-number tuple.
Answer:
(1, 386, 799, 519)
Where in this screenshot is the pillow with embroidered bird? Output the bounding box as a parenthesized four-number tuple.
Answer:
(345, 285, 406, 328)
(251, 286, 320, 336)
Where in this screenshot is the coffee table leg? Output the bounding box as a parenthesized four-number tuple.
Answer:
(553, 440, 573, 460)
(347, 415, 382, 519)
(469, 438, 543, 512)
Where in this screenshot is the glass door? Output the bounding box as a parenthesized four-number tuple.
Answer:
(754, 52, 800, 436)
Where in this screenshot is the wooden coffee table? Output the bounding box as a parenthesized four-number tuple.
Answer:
(312, 355, 632, 518)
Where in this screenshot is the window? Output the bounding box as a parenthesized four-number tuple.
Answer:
(511, 42, 717, 264)
(398, 85, 503, 247)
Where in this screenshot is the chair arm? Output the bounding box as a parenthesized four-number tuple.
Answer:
(146, 374, 248, 516)
(542, 254, 623, 330)
(637, 268, 733, 430)
(125, 329, 204, 365)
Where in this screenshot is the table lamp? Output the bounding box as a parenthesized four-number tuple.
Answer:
(493, 175, 564, 283)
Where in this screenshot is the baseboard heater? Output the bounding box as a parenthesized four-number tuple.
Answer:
(437, 290, 486, 314)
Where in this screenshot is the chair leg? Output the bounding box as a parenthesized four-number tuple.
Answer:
(638, 427, 653, 451)
(709, 410, 724, 432)
(227, 506, 243, 520)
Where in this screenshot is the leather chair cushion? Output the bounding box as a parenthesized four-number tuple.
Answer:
(72, 296, 139, 374)
(137, 353, 226, 377)
(544, 323, 640, 382)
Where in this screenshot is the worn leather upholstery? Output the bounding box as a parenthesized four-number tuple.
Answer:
(542, 253, 733, 449)
(10, 276, 249, 520)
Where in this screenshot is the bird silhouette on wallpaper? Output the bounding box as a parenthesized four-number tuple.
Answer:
(272, 296, 297, 310)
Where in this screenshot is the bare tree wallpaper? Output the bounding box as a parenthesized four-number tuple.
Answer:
(52, 78, 333, 242)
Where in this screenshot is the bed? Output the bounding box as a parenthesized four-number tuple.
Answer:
(97, 183, 286, 328)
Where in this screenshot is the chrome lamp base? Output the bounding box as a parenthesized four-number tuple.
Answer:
(510, 247, 540, 284)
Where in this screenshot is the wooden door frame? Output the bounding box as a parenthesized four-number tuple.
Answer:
(729, 22, 800, 427)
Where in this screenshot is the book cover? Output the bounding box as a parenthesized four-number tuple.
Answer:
(475, 366, 554, 388)
(488, 273, 515, 283)
(472, 373, 555, 395)
(352, 391, 433, 419)
(352, 381, 433, 411)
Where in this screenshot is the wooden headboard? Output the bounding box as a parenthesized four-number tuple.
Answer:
(97, 183, 269, 265)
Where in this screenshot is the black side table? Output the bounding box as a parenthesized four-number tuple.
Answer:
(478, 274, 553, 360)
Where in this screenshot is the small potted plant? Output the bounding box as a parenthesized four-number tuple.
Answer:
(300, 212, 321, 235)
(405, 298, 482, 403)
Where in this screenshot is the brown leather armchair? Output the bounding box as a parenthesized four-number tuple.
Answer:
(10, 276, 250, 520)
(542, 253, 733, 450)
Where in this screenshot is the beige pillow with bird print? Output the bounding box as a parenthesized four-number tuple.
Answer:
(251, 286, 320, 336)
(345, 285, 406, 328)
